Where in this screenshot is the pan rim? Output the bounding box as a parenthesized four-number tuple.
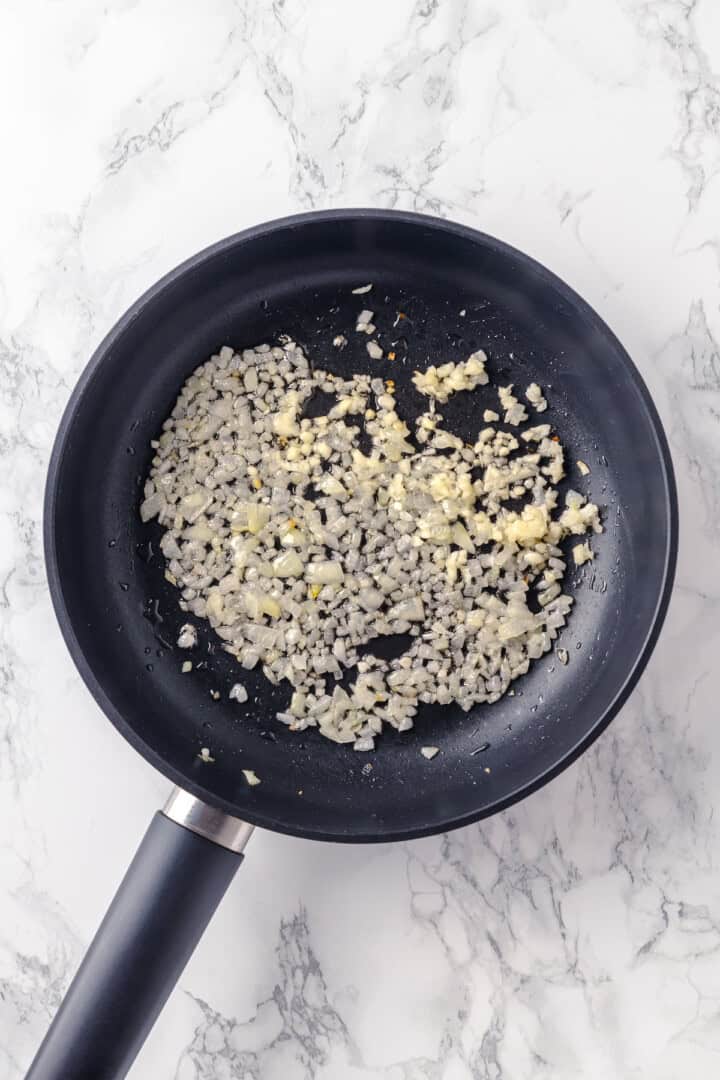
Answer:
(43, 208, 679, 843)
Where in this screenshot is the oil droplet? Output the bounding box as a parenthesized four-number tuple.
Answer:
(115, 624, 123, 632)
(144, 647, 151, 655)
(142, 597, 163, 626)
(108, 539, 117, 548)
(260, 299, 269, 311)
(119, 582, 129, 591)
(576, 641, 583, 650)
(156, 648, 164, 659)
(137, 540, 154, 564)
(146, 664, 154, 672)
(126, 446, 136, 456)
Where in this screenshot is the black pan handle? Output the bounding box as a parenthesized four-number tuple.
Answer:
(26, 789, 252, 1080)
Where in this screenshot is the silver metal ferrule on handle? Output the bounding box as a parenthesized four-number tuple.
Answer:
(163, 788, 255, 854)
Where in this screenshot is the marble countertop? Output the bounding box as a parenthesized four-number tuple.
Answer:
(1, 1, 717, 1077)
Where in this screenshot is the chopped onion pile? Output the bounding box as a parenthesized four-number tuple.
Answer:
(142, 338, 602, 750)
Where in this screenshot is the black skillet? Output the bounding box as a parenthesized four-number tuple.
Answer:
(29, 210, 677, 1079)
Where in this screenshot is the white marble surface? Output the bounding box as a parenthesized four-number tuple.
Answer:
(0, 0, 717, 1076)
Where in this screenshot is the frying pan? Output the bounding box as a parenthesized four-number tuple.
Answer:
(29, 210, 677, 1079)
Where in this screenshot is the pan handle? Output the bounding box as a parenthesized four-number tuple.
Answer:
(25, 789, 253, 1080)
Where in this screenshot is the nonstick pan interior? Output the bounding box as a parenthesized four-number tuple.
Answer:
(44, 210, 677, 841)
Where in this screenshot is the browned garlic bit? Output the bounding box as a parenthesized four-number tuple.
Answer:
(142, 341, 602, 750)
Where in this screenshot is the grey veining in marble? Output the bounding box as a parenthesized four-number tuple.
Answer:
(1, 1, 718, 1077)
